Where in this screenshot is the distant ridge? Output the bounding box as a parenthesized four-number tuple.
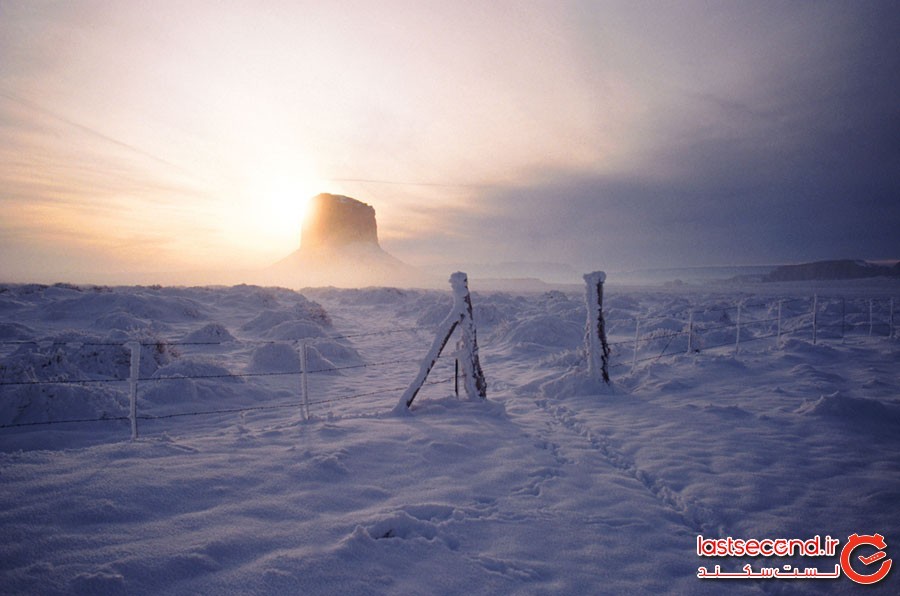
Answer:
(763, 259, 900, 282)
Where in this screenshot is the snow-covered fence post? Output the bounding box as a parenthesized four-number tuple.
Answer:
(298, 340, 310, 420)
(126, 341, 141, 441)
(455, 273, 488, 401)
(584, 271, 611, 384)
(396, 272, 486, 411)
(735, 301, 742, 355)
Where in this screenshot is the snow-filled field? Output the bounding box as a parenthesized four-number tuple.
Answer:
(1, 279, 898, 595)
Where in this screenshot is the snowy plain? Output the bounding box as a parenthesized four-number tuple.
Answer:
(1, 279, 898, 595)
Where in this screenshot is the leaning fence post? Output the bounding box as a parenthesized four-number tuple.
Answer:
(583, 271, 610, 384)
(299, 340, 310, 420)
(397, 272, 485, 411)
(126, 341, 141, 441)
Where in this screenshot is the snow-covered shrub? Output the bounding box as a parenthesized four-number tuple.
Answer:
(184, 323, 236, 344)
(247, 343, 301, 374)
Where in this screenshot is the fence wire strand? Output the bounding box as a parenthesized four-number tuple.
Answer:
(0, 319, 459, 433)
(1, 294, 895, 435)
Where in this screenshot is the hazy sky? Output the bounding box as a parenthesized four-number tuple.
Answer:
(1, 0, 898, 283)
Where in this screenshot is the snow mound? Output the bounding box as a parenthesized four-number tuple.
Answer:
(247, 343, 301, 374)
(246, 341, 362, 376)
(0, 331, 174, 384)
(333, 287, 411, 306)
(494, 315, 583, 350)
(796, 391, 900, 427)
(416, 301, 454, 328)
(263, 320, 325, 341)
(150, 358, 240, 383)
(538, 369, 615, 399)
(140, 358, 270, 412)
(91, 311, 156, 333)
(307, 340, 363, 369)
(240, 302, 331, 337)
(42, 289, 207, 324)
(0, 383, 127, 427)
(183, 324, 236, 344)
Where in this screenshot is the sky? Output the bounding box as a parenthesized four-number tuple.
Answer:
(1, 0, 898, 284)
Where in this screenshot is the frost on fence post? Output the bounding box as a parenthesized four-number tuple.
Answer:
(395, 272, 486, 412)
(453, 272, 487, 401)
(583, 271, 611, 384)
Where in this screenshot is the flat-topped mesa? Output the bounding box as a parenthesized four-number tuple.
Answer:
(301, 193, 379, 251)
(270, 192, 429, 287)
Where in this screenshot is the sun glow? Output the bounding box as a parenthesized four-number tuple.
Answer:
(264, 175, 316, 222)
(225, 168, 325, 261)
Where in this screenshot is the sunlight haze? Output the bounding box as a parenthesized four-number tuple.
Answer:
(1, 0, 897, 284)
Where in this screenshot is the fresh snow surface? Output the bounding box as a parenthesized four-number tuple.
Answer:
(1, 281, 898, 595)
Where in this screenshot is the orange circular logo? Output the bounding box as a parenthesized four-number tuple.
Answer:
(840, 533, 892, 585)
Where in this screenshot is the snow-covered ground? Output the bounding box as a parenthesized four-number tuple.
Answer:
(1, 280, 898, 595)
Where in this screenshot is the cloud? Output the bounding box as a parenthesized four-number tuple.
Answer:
(382, 1, 900, 272)
(1, 1, 897, 283)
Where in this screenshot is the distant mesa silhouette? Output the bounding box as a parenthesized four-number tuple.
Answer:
(301, 193, 379, 251)
(269, 193, 426, 288)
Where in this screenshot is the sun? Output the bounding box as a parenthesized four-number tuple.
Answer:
(229, 171, 324, 258)
(264, 175, 317, 222)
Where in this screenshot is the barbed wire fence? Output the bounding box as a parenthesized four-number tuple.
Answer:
(603, 295, 896, 375)
(1, 282, 896, 440)
(0, 325, 461, 438)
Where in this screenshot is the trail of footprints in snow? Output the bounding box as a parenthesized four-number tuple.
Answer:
(532, 398, 723, 536)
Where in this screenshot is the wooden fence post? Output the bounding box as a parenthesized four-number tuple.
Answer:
(454, 273, 487, 401)
(584, 271, 610, 384)
(396, 272, 485, 411)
